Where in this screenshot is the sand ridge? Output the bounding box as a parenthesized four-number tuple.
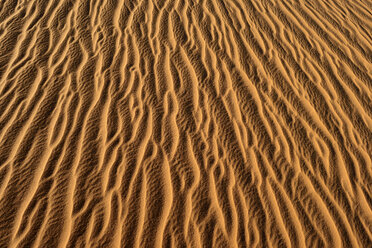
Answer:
(0, 0, 371, 247)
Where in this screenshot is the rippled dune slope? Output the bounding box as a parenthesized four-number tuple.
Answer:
(0, 0, 371, 247)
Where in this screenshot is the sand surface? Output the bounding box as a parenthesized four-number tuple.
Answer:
(0, 0, 371, 247)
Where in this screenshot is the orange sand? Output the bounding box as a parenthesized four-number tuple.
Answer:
(0, 0, 371, 247)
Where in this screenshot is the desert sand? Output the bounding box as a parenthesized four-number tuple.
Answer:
(0, 0, 371, 247)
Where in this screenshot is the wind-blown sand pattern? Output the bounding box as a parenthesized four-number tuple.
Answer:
(0, 0, 371, 247)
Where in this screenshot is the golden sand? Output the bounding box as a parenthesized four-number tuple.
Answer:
(0, 0, 371, 247)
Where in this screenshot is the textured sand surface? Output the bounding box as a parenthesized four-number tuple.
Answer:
(0, 0, 371, 247)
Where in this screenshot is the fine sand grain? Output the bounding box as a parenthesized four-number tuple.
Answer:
(0, 0, 371, 247)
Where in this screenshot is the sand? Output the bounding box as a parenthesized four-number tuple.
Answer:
(0, 0, 371, 247)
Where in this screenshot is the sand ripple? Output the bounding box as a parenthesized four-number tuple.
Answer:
(0, 0, 371, 247)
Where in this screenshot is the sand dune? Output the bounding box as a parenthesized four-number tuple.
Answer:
(0, 0, 371, 247)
